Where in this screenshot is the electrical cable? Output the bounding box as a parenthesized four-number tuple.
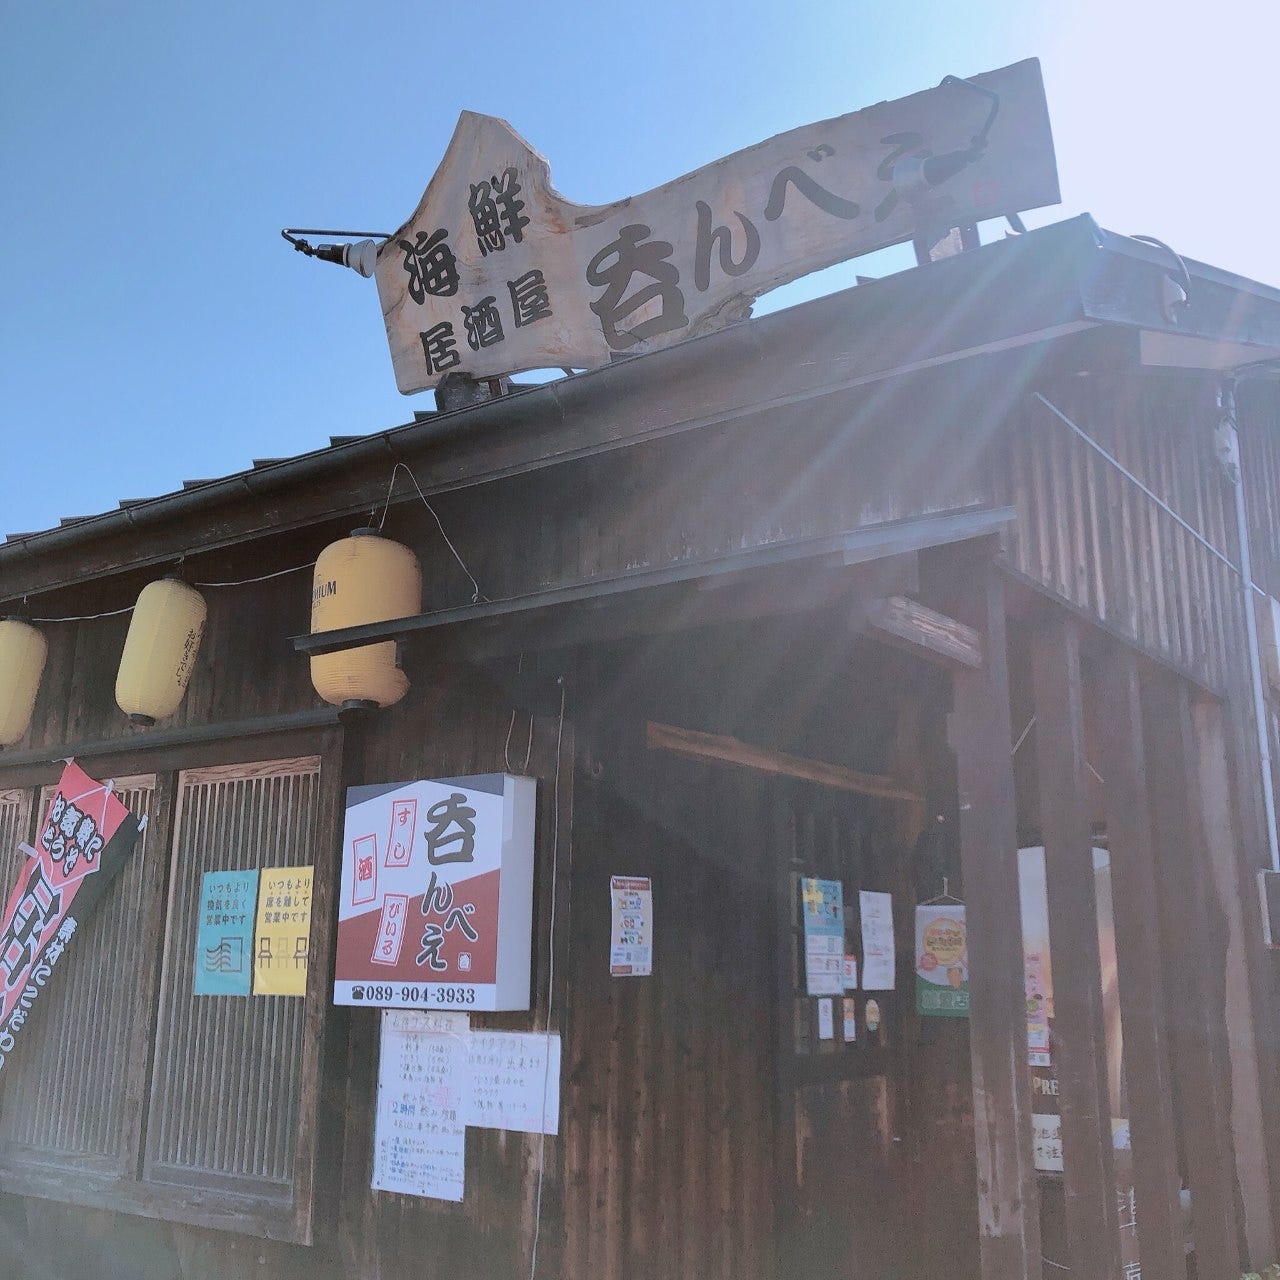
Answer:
(504, 707, 535, 775)
(378, 461, 486, 604)
(25, 604, 136, 623)
(193, 562, 314, 588)
(529, 675, 567, 1280)
(19, 561, 316, 622)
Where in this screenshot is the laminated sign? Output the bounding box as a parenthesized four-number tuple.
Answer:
(915, 904, 970, 1017)
(253, 867, 313, 997)
(802, 878, 845, 996)
(335, 774, 537, 1011)
(0, 762, 141, 1075)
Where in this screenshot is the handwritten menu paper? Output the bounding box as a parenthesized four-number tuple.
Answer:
(372, 1010, 470, 1201)
(859, 891, 896, 990)
(465, 1030, 561, 1135)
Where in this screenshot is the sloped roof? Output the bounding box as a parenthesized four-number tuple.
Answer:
(6, 215, 1280, 603)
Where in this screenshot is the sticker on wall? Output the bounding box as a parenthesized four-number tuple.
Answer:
(865, 998, 882, 1034)
(817, 997, 835, 1041)
(253, 866, 313, 996)
(915, 903, 970, 1017)
(842, 997, 858, 1042)
(194, 869, 258, 996)
(1025, 949, 1051, 1066)
(610, 876, 653, 977)
(842, 954, 858, 991)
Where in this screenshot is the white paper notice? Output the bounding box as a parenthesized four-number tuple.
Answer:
(859, 891, 896, 990)
(842, 954, 858, 991)
(610, 876, 653, 976)
(466, 1030, 561, 1135)
(817, 997, 834, 1040)
(372, 1010, 470, 1201)
(1033, 1113, 1064, 1172)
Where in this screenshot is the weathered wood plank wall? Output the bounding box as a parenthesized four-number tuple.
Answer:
(0, 334, 1278, 1278)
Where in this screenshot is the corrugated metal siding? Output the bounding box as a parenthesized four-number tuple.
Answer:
(0, 778, 155, 1166)
(144, 759, 319, 1196)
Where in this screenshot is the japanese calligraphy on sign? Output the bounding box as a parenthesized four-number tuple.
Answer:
(194, 868, 258, 996)
(0, 762, 140, 1076)
(252, 866, 313, 997)
(335, 774, 537, 1011)
(374, 59, 1057, 392)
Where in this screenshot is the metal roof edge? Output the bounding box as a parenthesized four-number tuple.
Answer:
(8, 213, 1275, 576)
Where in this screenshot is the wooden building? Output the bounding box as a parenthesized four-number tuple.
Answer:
(2, 213, 1280, 1279)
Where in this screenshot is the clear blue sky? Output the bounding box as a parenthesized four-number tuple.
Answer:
(3, 1, 1276, 539)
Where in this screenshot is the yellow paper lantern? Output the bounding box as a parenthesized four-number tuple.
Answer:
(0, 619, 47, 747)
(310, 528, 422, 710)
(115, 578, 207, 726)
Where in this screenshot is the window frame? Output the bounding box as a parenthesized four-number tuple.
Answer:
(0, 727, 343, 1244)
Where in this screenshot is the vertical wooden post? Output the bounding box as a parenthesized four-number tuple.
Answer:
(1030, 618, 1123, 1278)
(945, 563, 1041, 1279)
(1092, 648, 1185, 1279)
(1142, 675, 1242, 1280)
(1192, 695, 1279, 1267)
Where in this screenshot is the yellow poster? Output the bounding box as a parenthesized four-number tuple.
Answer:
(252, 866, 313, 996)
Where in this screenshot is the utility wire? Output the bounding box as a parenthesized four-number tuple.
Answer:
(379, 461, 486, 603)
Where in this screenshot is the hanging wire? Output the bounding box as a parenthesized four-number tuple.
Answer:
(193, 562, 314, 588)
(378, 461, 486, 603)
(1009, 714, 1104, 782)
(503, 708, 535, 775)
(17, 458, 482, 622)
(19, 560, 316, 622)
(26, 604, 136, 623)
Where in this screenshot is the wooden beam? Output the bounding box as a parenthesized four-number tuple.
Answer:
(1031, 618, 1122, 1279)
(1092, 647, 1186, 1280)
(1192, 695, 1278, 1266)
(1142, 676, 1242, 1280)
(644, 721, 922, 803)
(0, 707, 340, 770)
(941, 558, 1042, 1280)
(864, 595, 983, 668)
(295, 509, 1016, 657)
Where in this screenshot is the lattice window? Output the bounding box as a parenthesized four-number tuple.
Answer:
(0, 777, 156, 1170)
(143, 758, 320, 1198)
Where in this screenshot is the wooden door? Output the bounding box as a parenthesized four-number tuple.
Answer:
(770, 782, 908, 1280)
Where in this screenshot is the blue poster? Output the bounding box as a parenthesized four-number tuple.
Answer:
(802, 877, 845, 996)
(194, 869, 259, 996)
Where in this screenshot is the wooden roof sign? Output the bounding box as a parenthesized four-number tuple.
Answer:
(375, 59, 1059, 393)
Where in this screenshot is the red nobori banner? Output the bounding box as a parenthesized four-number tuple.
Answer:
(0, 762, 141, 1073)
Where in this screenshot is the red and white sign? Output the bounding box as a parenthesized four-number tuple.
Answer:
(335, 774, 536, 1011)
(0, 762, 139, 1074)
(385, 799, 417, 868)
